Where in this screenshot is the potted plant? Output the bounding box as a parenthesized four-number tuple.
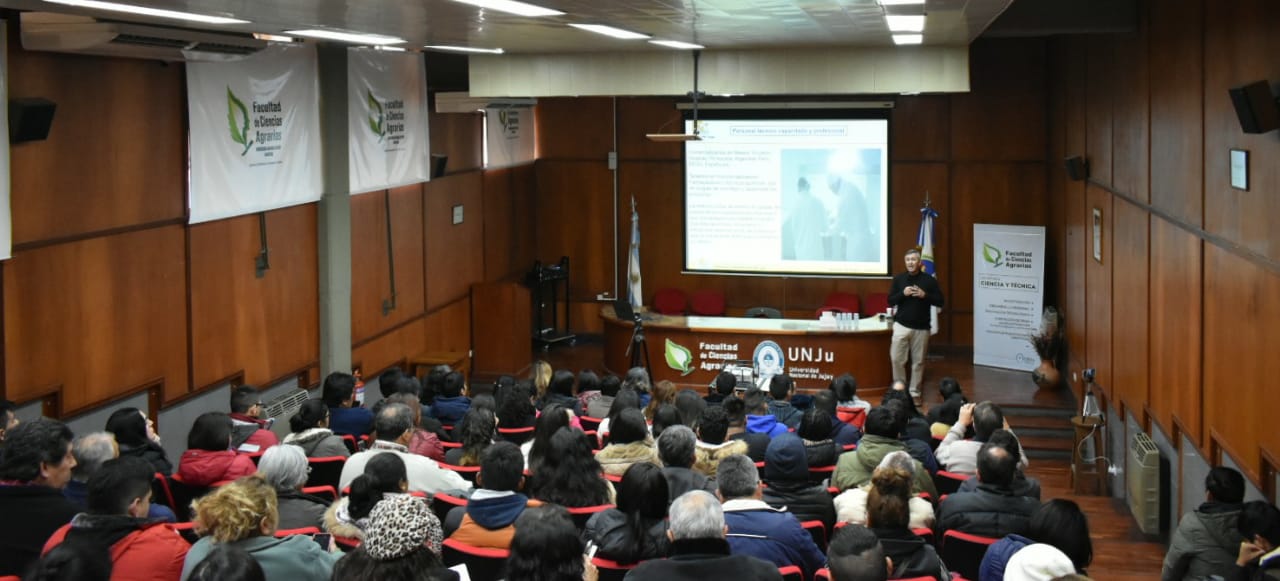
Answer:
(1029, 307, 1063, 389)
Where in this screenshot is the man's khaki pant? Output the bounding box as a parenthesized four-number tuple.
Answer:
(890, 322, 929, 397)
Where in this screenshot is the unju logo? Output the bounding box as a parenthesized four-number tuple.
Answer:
(982, 242, 1003, 268)
(226, 86, 252, 156)
(664, 339, 694, 376)
(366, 89, 385, 142)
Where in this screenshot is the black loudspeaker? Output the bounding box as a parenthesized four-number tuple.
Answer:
(430, 154, 448, 178)
(9, 98, 57, 144)
(1064, 156, 1089, 181)
(1228, 80, 1279, 134)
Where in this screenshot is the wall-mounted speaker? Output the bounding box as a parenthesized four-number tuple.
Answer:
(430, 154, 448, 178)
(1064, 156, 1089, 181)
(9, 98, 57, 144)
(1228, 80, 1279, 134)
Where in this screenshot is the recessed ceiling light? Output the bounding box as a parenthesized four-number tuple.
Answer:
(877, 0, 926, 5)
(42, 0, 247, 24)
(449, 0, 564, 17)
(886, 15, 926, 32)
(424, 45, 506, 54)
(568, 24, 650, 40)
(893, 34, 923, 45)
(284, 29, 406, 45)
(649, 40, 704, 50)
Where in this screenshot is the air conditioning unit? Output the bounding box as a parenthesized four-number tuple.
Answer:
(261, 389, 309, 424)
(1127, 431, 1161, 534)
(20, 12, 266, 62)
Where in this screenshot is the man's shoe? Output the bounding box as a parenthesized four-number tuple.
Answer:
(912, 395, 924, 408)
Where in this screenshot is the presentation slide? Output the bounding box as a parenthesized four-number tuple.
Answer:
(683, 117, 890, 276)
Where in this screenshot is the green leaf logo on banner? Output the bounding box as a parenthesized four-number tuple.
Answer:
(982, 242, 1003, 268)
(226, 87, 252, 156)
(367, 88, 385, 142)
(665, 339, 694, 376)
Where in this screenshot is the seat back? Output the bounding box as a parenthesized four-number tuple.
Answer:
(166, 474, 214, 522)
(808, 464, 836, 485)
(151, 472, 177, 512)
(566, 504, 614, 529)
(591, 557, 637, 581)
(441, 538, 510, 581)
(689, 289, 726, 316)
(275, 526, 322, 537)
(305, 456, 346, 490)
(801, 520, 828, 552)
(652, 288, 688, 315)
(438, 462, 481, 484)
(822, 291, 861, 314)
(744, 306, 783, 319)
(932, 470, 970, 495)
(862, 292, 890, 317)
(940, 530, 999, 580)
(814, 568, 831, 580)
(301, 485, 338, 503)
(431, 492, 469, 524)
(778, 565, 804, 581)
(172, 522, 201, 544)
(496, 425, 535, 445)
(340, 434, 359, 454)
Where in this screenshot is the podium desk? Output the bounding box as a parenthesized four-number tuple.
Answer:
(600, 306, 892, 390)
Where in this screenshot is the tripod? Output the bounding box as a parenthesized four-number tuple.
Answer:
(625, 315, 653, 381)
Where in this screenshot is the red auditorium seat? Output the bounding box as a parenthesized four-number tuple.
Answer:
(862, 291, 890, 317)
(652, 288, 688, 315)
(816, 291, 861, 317)
(689, 289, 726, 316)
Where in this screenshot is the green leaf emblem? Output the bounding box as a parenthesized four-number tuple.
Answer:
(665, 339, 694, 376)
(226, 86, 252, 156)
(367, 88, 385, 141)
(982, 242, 1003, 268)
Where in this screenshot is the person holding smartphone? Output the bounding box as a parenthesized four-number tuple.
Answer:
(887, 247, 945, 407)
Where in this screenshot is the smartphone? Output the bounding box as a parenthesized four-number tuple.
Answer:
(312, 533, 332, 551)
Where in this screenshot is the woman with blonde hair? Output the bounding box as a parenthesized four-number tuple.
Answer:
(530, 360, 553, 403)
(180, 475, 338, 581)
(644, 380, 678, 422)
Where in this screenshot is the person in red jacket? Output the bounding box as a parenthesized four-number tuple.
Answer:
(43, 456, 189, 581)
(176, 413, 257, 487)
(228, 386, 279, 454)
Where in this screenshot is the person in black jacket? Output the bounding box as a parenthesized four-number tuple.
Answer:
(925, 377, 967, 430)
(105, 408, 172, 476)
(1233, 500, 1280, 581)
(935, 441, 1039, 540)
(0, 419, 82, 577)
(865, 463, 948, 580)
(798, 408, 840, 469)
(761, 433, 836, 534)
(887, 247, 945, 404)
(582, 462, 670, 564)
(625, 490, 780, 581)
(658, 426, 717, 501)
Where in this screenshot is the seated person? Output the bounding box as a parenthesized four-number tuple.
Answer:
(42, 457, 190, 581)
(957, 429, 1041, 499)
(760, 434, 836, 533)
(527, 428, 615, 507)
(176, 412, 258, 487)
(583, 462, 671, 564)
(384, 392, 445, 461)
(742, 388, 788, 439)
(798, 408, 840, 468)
(832, 373, 873, 414)
(626, 490, 781, 581)
(935, 401, 1028, 475)
(326, 453, 408, 540)
(1233, 500, 1280, 580)
(596, 408, 659, 477)
(540, 369, 583, 416)
(832, 407, 936, 497)
(705, 370, 737, 406)
(586, 374, 621, 419)
(882, 387, 933, 444)
(925, 377, 967, 435)
(813, 389, 862, 448)
(498, 383, 539, 432)
(63, 431, 175, 522)
(322, 372, 374, 438)
(0, 399, 17, 445)
(337, 403, 470, 494)
(694, 405, 750, 478)
(658, 426, 717, 501)
(881, 396, 938, 473)
(935, 441, 1040, 539)
(718, 454, 826, 578)
(228, 386, 278, 453)
(105, 407, 173, 475)
(523, 403, 574, 471)
(1162, 466, 1246, 581)
(981, 498, 1092, 580)
(445, 442, 539, 549)
(576, 370, 603, 416)
(650, 404, 683, 441)
(0, 419, 84, 577)
(428, 371, 471, 427)
(331, 494, 453, 580)
(766, 374, 803, 430)
(834, 451, 934, 530)
(257, 445, 328, 530)
(445, 407, 495, 466)
(282, 399, 350, 458)
(827, 524, 890, 581)
(864, 461, 948, 580)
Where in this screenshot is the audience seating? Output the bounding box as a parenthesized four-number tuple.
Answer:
(603, 472, 623, 484)
(172, 522, 200, 544)
(815, 569, 831, 580)
(302, 485, 338, 503)
(583, 430, 602, 450)
(431, 492, 469, 524)
(801, 520, 827, 552)
(809, 464, 836, 484)
(842, 443, 857, 452)
(0, 575, 22, 581)
(340, 434, 359, 454)
(744, 306, 783, 319)
(334, 535, 361, 552)
(441, 440, 462, 449)
(689, 289, 727, 316)
(152, 472, 177, 513)
(591, 557, 637, 581)
(778, 565, 804, 581)
(244, 450, 266, 465)
(836, 406, 867, 430)
(305, 456, 346, 490)
(862, 292, 890, 317)
(939, 530, 999, 581)
(933, 470, 969, 495)
(566, 504, 614, 529)
(820, 291, 861, 315)
(166, 474, 218, 522)
(911, 527, 934, 546)
(442, 538, 509, 581)
(578, 416, 603, 432)
(437, 462, 481, 483)
(652, 288, 688, 315)
(496, 425, 535, 445)
(274, 527, 321, 537)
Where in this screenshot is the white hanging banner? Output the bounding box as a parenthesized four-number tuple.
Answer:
(0, 24, 12, 260)
(186, 44, 322, 224)
(485, 107, 535, 168)
(972, 224, 1046, 371)
(348, 49, 430, 194)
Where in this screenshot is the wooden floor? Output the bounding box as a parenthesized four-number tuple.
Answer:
(532, 338, 1166, 580)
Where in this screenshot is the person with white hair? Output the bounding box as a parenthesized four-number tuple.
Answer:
(256, 444, 327, 530)
(625, 490, 781, 581)
(833, 450, 935, 529)
(63, 431, 176, 522)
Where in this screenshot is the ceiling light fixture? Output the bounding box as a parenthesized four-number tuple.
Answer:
(42, 0, 247, 24)
(284, 29, 406, 45)
(886, 15, 926, 32)
(424, 45, 506, 54)
(449, 0, 564, 17)
(569, 24, 650, 40)
(647, 50, 703, 142)
(893, 34, 923, 45)
(649, 40, 705, 50)
(877, 0, 926, 5)
(253, 33, 295, 42)
(374, 46, 408, 52)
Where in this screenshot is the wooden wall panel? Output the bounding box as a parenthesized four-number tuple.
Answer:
(891, 163, 950, 343)
(424, 297, 472, 354)
(429, 111, 483, 173)
(535, 98, 614, 160)
(1203, 245, 1280, 481)
(1148, 0, 1204, 227)
(425, 172, 485, 311)
(7, 50, 184, 244)
(5, 226, 189, 409)
(351, 318, 427, 379)
(1085, 37, 1114, 186)
(892, 96, 949, 161)
(1084, 185, 1113, 399)
(189, 204, 319, 391)
(535, 161, 614, 299)
(1202, 0, 1280, 260)
(1111, 198, 1150, 415)
(1148, 219, 1202, 443)
(350, 185, 427, 344)
(950, 38, 1047, 162)
(617, 98, 683, 161)
(1046, 42, 1068, 317)
(1061, 37, 1089, 372)
(949, 163, 1048, 315)
(482, 164, 540, 283)
(1111, 19, 1150, 205)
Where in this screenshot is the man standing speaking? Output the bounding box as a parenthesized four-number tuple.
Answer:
(888, 247, 945, 406)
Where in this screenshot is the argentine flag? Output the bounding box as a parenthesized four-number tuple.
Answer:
(918, 204, 940, 335)
(628, 196, 643, 309)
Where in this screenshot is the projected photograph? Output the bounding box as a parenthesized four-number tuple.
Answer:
(780, 148, 883, 263)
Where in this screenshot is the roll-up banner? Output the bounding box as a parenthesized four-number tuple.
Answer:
(485, 107, 535, 168)
(972, 224, 1046, 371)
(186, 44, 322, 224)
(348, 49, 430, 194)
